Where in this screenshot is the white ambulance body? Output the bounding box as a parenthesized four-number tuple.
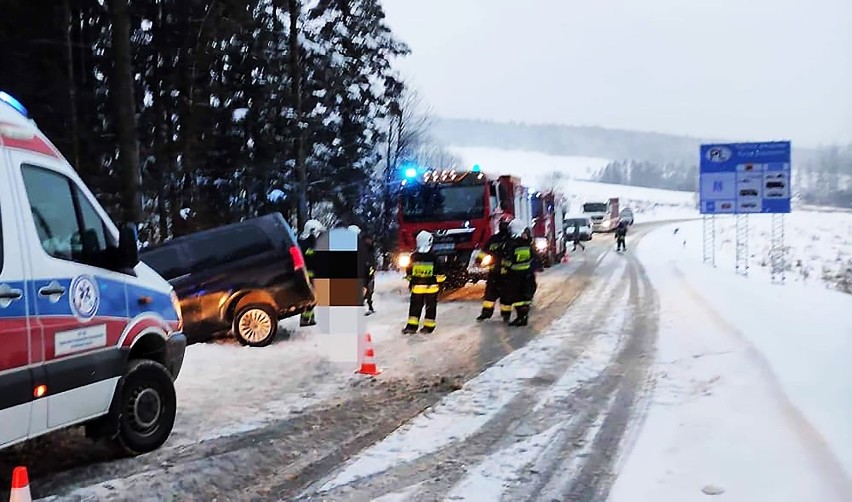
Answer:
(0, 91, 186, 454)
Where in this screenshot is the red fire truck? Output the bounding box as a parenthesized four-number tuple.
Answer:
(530, 190, 566, 266)
(395, 166, 562, 288)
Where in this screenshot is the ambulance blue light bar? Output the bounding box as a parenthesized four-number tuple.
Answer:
(0, 91, 28, 117)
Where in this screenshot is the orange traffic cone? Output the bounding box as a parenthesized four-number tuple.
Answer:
(9, 467, 32, 502)
(356, 333, 381, 376)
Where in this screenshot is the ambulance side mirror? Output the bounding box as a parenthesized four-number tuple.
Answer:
(118, 223, 140, 270)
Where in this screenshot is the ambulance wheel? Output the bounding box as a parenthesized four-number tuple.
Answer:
(234, 304, 278, 347)
(115, 360, 177, 455)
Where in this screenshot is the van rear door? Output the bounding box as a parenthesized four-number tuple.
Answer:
(0, 150, 34, 447)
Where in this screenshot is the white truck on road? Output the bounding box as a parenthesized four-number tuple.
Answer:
(582, 198, 620, 232)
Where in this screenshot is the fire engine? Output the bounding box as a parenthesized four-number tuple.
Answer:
(530, 190, 566, 266)
(394, 165, 563, 288)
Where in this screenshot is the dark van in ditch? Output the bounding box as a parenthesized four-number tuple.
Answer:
(139, 213, 315, 347)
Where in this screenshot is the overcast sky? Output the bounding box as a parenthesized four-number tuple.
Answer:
(381, 0, 852, 147)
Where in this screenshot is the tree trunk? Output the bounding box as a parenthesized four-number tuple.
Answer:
(287, 0, 308, 232)
(63, 0, 81, 171)
(108, 0, 142, 224)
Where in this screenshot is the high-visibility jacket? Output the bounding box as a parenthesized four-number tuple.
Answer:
(501, 236, 534, 274)
(405, 250, 446, 294)
(477, 231, 510, 276)
(299, 235, 317, 279)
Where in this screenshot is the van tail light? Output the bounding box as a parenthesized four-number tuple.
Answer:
(290, 245, 306, 270)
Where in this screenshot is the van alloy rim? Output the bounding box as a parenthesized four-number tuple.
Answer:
(239, 309, 273, 342)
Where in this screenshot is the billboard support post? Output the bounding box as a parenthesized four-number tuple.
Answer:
(735, 214, 749, 276)
(702, 214, 716, 267)
(770, 213, 786, 284)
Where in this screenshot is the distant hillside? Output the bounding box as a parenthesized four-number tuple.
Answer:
(427, 117, 817, 166)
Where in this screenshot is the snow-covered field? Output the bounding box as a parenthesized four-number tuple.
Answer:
(448, 145, 699, 222)
(611, 222, 852, 500)
(674, 210, 852, 294)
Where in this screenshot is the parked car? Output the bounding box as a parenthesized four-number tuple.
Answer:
(619, 208, 634, 225)
(563, 216, 593, 242)
(1, 91, 185, 454)
(139, 213, 315, 347)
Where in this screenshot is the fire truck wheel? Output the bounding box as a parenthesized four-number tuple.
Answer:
(115, 359, 177, 455)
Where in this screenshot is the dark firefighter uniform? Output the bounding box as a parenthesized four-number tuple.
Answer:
(615, 221, 628, 251)
(362, 233, 377, 314)
(403, 251, 446, 333)
(476, 226, 512, 322)
(299, 234, 317, 326)
(501, 233, 540, 326)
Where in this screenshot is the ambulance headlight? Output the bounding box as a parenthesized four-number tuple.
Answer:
(397, 253, 411, 269)
(170, 290, 183, 332)
(534, 238, 548, 251)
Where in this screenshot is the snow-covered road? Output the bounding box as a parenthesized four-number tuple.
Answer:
(2, 223, 662, 500)
(6, 215, 848, 502)
(301, 234, 660, 501)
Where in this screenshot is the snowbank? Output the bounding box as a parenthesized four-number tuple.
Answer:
(611, 222, 852, 500)
(673, 210, 852, 294)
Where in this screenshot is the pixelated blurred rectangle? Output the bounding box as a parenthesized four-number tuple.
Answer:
(311, 251, 359, 279)
(312, 278, 331, 305)
(329, 278, 362, 306)
(328, 229, 358, 251)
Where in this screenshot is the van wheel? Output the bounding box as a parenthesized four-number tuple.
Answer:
(234, 304, 278, 347)
(115, 360, 177, 455)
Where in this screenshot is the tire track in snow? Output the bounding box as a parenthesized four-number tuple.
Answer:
(299, 252, 638, 501)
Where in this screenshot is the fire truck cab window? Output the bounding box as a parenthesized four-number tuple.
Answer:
(402, 184, 486, 222)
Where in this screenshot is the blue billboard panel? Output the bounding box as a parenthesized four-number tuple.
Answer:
(699, 141, 791, 214)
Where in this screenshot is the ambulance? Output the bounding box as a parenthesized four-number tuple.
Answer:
(0, 91, 186, 454)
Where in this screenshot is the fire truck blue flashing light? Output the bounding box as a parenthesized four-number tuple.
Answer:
(471, 164, 481, 172)
(404, 167, 417, 179)
(0, 91, 28, 117)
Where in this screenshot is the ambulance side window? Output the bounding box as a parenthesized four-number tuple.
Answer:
(21, 164, 117, 269)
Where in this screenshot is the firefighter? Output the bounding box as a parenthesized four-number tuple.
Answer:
(403, 230, 446, 334)
(347, 224, 377, 314)
(476, 214, 513, 322)
(615, 219, 628, 252)
(299, 219, 324, 326)
(502, 220, 536, 326)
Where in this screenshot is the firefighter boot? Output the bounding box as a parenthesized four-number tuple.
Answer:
(300, 310, 316, 327)
(509, 306, 529, 327)
(402, 324, 418, 334)
(500, 305, 512, 323)
(477, 300, 495, 321)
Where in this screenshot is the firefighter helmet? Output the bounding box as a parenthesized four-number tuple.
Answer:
(301, 219, 324, 239)
(508, 219, 525, 238)
(498, 214, 512, 233)
(416, 230, 433, 252)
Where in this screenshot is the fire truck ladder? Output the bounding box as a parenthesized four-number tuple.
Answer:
(735, 214, 749, 277)
(702, 214, 716, 267)
(770, 213, 786, 284)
